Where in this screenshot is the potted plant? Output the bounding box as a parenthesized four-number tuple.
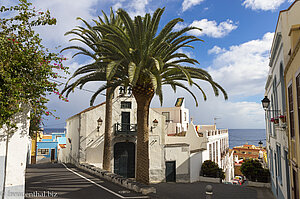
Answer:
(279, 115, 286, 123)
(271, 118, 279, 124)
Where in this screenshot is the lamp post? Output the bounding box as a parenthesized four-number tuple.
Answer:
(258, 140, 263, 148)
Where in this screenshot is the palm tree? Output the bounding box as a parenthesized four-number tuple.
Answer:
(62, 9, 123, 172)
(90, 8, 228, 184)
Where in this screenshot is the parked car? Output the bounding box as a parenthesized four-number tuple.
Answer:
(232, 179, 242, 185)
(234, 176, 244, 184)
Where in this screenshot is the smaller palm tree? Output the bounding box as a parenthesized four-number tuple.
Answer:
(61, 8, 124, 172)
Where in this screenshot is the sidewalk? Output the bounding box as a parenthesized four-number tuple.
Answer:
(151, 181, 273, 199)
(248, 187, 275, 199)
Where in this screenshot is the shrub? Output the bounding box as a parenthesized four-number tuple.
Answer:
(240, 159, 270, 182)
(200, 160, 225, 180)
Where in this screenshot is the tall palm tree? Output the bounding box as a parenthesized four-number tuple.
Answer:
(89, 8, 228, 184)
(62, 9, 123, 172)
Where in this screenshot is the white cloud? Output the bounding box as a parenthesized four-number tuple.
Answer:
(208, 32, 274, 97)
(208, 46, 226, 54)
(112, 0, 151, 17)
(188, 19, 238, 38)
(242, 0, 285, 11)
(32, 0, 103, 46)
(182, 0, 205, 12)
(151, 86, 265, 129)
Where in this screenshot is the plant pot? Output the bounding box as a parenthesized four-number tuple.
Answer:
(280, 117, 286, 123)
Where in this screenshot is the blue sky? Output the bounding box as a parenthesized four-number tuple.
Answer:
(4, 0, 295, 129)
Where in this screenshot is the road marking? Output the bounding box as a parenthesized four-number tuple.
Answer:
(62, 163, 149, 199)
(119, 190, 131, 194)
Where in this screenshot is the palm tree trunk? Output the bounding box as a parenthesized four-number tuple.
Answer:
(103, 87, 112, 171)
(133, 87, 154, 184)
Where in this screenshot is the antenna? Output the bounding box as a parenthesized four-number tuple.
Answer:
(213, 117, 221, 126)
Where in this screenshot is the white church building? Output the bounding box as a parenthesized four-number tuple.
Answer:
(59, 87, 234, 183)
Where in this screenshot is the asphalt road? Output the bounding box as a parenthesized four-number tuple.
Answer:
(25, 163, 275, 199)
(25, 163, 149, 199)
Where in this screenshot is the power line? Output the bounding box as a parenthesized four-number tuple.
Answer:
(49, 79, 106, 96)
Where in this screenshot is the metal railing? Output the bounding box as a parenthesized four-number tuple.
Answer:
(114, 123, 137, 136)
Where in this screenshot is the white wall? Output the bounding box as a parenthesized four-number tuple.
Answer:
(165, 122, 207, 151)
(190, 152, 202, 182)
(0, 105, 31, 199)
(165, 145, 190, 182)
(149, 109, 166, 183)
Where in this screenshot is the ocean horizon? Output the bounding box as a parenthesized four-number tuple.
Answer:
(42, 128, 266, 149)
(228, 129, 266, 149)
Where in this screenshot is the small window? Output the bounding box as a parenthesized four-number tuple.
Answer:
(121, 101, 132, 109)
(184, 112, 187, 121)
(242, 151, 246, 154)
(248, 152, 252, 154)
(162, 112, 170, 121)
(38, 149, 49, 155)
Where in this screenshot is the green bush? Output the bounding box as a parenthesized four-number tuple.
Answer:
(200, 160, 225, 180)
(240, 159, 270, 182)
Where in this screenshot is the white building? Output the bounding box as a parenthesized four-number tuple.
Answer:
(60, 87, 233, 183)
(263, 4, 292, 198)
(0, 105, 31, 199)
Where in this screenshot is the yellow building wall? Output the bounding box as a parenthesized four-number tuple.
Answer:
(284, 24, 300, 199)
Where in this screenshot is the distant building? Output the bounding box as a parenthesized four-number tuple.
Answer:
(233, 144, 266, 161)
(60, 87, 233, 183)
(35, 130, 66, 163)
(232, 144, 267, 176)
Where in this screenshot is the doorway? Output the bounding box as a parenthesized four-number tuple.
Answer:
(121, 112, 130, 132)
(51, 149, 55, 162)
(165, 161, 176, 182)
(114, 142, 135, 178)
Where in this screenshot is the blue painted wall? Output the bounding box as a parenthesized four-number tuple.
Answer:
(36, 142, 58, 159)
(36, 132, 65, 160)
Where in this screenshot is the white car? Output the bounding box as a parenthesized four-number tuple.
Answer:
(234, 176, 244, 184)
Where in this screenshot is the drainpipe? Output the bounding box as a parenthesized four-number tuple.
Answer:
(2, 128, 10, 199)
(78, 115, 81, 164)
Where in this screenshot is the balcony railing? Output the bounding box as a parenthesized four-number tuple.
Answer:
(114, 123, 137, 136)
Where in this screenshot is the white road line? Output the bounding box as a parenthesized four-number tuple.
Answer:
(62, 163, 149, 199)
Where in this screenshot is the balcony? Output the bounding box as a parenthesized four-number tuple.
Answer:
(114, 123, 137, 136)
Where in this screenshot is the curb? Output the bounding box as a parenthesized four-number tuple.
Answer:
(74, 163, 156, 195)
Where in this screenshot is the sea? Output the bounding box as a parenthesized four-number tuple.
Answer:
(43, 128, 266, 149)
(43, 128, 66, 135)
(228, 129, 266, 149)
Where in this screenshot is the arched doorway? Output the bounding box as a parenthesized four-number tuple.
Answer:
(114, 142, 135, 178)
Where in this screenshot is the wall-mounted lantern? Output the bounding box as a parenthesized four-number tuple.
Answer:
(97, 117, 103, 132)
(261, 96, 280, 113)
(151, 119, 158, 132)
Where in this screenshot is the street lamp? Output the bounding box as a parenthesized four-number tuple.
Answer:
(97, 117, 103, 132)
(261, 96, 270, 110)
(258, 140, 263, 148)
(261, 96, 280, 113)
